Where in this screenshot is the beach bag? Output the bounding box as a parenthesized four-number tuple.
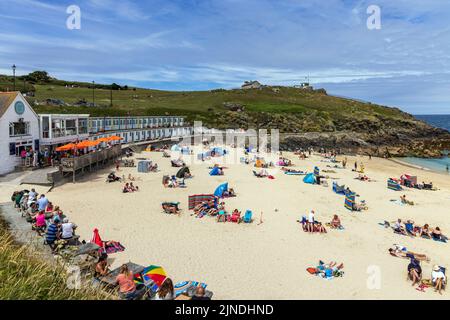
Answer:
(306, 267, 318, 275)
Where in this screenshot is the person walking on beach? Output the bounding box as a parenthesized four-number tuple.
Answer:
(354, 161, 357, 171)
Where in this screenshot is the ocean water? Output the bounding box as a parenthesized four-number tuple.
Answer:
(401, 115, 450, 173)
(415, 114, 450, 131)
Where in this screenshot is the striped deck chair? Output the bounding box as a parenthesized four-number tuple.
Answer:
(188, 194, 215, 210)
(345, 192, 356, 211)
(388, 179, 403, 191)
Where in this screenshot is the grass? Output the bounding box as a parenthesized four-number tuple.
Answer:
(1, 73, 421, 131)
(0, 214, 108, 300)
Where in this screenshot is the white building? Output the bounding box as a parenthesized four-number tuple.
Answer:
(39, 114, 90, 148)
(0, 92, 40, 175)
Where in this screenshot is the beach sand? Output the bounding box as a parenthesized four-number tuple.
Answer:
(1, 147, 449, 300)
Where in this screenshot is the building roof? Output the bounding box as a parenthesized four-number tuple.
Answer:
(0, 91, 19, 118)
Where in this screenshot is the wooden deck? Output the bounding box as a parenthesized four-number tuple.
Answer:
(60, 145, 122, 182)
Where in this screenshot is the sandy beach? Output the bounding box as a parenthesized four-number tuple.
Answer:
(1, 147, 449, 300)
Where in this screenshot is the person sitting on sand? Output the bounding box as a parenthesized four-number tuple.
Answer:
(404, 220, 416, 236)
(217, 209, 228, 222)
(108, 172, 121, 183)
(432, 265, 446, 295)
(314, 221, 327, 233)
(153, 278, 175, 300)
(407, 258, 422, 286)
(419, 224, 432, 238)
(116, 264, 146, 300)
(130, 182, 139, 192)
(191, 286, 211, 300)
(431, 227, 446, 242)
(94, 255, 110, 280)
(61, 218, 77, 240)
(223, 188, 236, 198)
(330, 215, 342, 229)
(123, 183, 131, 193)
(33, 210, 47, 235)
(400, 195, 414, 205)
(45, 201, 54, 213)
(393, 219, 407, 235)
(162, 202, 180, 214)
(128, 173, 135, 181)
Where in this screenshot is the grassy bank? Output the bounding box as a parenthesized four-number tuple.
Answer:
(0, 213, 106, 300)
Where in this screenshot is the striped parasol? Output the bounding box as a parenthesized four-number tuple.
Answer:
(135, 265, 167, 292)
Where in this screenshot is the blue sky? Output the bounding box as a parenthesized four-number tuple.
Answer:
(1, 0, 450, 114)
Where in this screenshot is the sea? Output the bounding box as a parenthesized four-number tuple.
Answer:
(401, 115, 450, 174)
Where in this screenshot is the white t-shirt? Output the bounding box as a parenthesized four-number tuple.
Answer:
(432, 270, 445, 282)
(308, 212, 315, 223)
(61, 223, 75, 239)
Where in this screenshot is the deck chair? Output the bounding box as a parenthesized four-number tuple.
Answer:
(243, 210, 253, 223)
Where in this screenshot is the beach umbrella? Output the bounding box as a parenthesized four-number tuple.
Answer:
(108, 135, 123, 141)
(55, 143, 76, 152)
(91, 228, 104, 247)
(76, 140, 100, 149)
(96, 137, 110, 143)
(140, 265, 167, 291)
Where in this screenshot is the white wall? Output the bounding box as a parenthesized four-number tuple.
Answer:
(0, 94, 40, 175)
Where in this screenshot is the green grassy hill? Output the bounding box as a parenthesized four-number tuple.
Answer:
(1, 72, 419, 131)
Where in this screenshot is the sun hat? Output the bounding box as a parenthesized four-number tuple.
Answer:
(433, 265, 441, 272)
(62, 218, 69, 223)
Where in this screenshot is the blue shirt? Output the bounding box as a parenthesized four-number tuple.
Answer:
(37, 197, 49, 211)
(46, 223, 59, 243)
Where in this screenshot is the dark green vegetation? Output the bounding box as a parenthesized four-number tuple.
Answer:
(0, 214, 106, 300)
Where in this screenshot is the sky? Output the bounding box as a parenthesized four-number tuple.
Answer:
(1, 0, 450, 114)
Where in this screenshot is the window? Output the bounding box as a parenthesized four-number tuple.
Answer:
(42, 116, 50, 138)
(9, 121, 30, 137)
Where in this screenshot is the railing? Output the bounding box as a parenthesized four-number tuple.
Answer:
(60, 145, 122, 172)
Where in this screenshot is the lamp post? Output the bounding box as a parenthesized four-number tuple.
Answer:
(12, 64, 16, 91)
(92, 81, 95, 106)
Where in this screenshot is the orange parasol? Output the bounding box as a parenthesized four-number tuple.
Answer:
(55, 143, 77, 152)
(108, 135, 123, 141)
(76, 140, 100, 149)
(96, 137, 110, 143)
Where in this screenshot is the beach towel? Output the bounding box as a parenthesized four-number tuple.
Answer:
(174, 281, 208, 297)
(306, 267, 318, 275)
(104, 241, 125, 254)
(284, 171, 306, 175)
(188, 194, 215, 210)
(314, 166, 320, 176)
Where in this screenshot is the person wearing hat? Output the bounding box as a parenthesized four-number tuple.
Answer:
(432, 265, 446, 295)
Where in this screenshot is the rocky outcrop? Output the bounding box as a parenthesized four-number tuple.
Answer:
(208, 110, 450, 158)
